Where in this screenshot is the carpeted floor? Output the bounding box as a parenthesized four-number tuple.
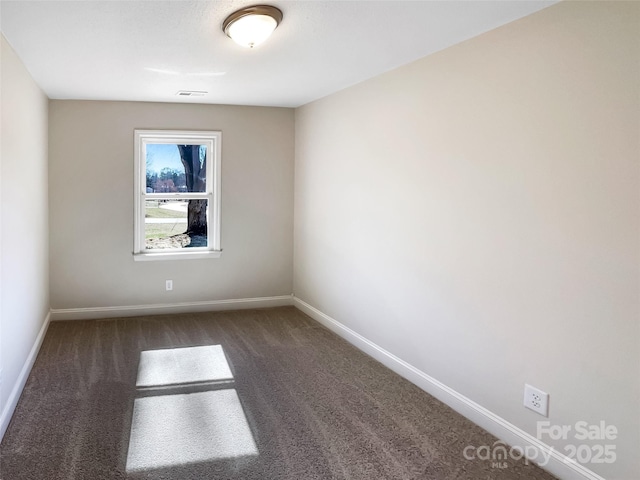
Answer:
(0, 307, 557, 480)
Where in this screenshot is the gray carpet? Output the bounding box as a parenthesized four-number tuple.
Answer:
(0, 307, 557, 480)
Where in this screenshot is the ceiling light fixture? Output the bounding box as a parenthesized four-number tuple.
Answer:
(223, 5, 283, 49)
(176, 90, 208, 97)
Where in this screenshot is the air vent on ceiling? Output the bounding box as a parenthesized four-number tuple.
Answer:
(176, 90, 208, 97)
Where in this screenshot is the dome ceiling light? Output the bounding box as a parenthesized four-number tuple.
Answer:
(223, 5, 283, 49)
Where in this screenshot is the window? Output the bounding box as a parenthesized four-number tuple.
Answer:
(133, 130, 221, 261)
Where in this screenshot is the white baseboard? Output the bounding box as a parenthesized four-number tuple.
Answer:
(293, 297, 605, 480)
(50, 295, 294, 321)
(0, 311, 51, 441)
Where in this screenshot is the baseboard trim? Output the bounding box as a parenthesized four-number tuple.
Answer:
(0, 311, 51, 441)
(50, 295, 294, 321)
(293, 297, 605, 480)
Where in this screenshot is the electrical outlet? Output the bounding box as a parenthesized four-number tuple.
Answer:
(524, 384, 549, 416)
(165, 280, 173, 291)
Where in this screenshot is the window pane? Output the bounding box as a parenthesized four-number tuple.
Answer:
(144, 199, 208, 250)
(145, 144, 207, 193)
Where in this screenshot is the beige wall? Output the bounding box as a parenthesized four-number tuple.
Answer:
(0, 35, 49, 433)
(49, 101, 294, 310)
(294, 2, 639, 479)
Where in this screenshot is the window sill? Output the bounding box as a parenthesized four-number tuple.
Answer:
(133, 250, 222, 262)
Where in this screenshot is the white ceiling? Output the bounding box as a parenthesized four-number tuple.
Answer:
(0, 0, 556, 108)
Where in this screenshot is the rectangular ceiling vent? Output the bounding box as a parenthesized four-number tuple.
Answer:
(176, 90, 207, 97)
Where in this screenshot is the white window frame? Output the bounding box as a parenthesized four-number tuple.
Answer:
(133, 130, 222, 261)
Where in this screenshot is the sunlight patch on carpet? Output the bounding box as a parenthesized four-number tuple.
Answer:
(135, 345, 234, 388)
(126, 345, 258, 472)
(125, 389, 258, 472)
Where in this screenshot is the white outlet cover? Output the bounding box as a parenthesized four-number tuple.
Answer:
(524, 383, 549, 417)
